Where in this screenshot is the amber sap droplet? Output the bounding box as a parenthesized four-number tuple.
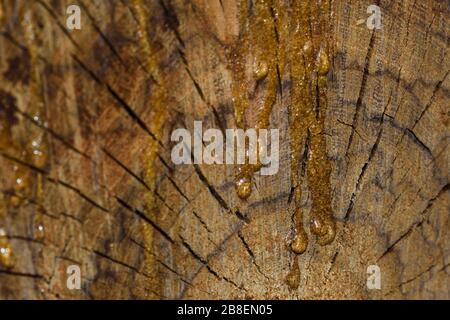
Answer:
(253, 61, 269, 81)
(310, 216, 336, 246)
(0, 229, 14, 269)
(291, 228, 308, 254)
(9, 195, 22, 208)
(15, 176, 26, 191)
(285, 258, 300, 290)
(303, 40, 313, 57)
(317, 49, 330, 76)
(35, 225, 45, 240)
(30, 137, 48, 168)
(34, 213, 45, 241)
(235, 176, 252, 199)
(9, 165, 30, 207)
(10, 172, 28, 207)
(13, 165, 29, 193)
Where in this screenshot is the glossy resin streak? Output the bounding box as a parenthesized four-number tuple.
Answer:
(228, 0, 336, 268)
(22, 9, 49, 214)
(289, 0, 336, 256)
(228, 0, 287, 200)
(0, 228, 14, 268)
(0, 6, 50, 268)
(132, 0, 168, 298)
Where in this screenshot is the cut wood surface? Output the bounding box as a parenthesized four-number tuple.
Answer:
(0, 0, 448, 299)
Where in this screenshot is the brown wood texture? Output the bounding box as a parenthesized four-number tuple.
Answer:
(0, 0, 448, 299)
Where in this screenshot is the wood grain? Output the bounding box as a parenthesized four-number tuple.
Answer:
(0, 0, 448, 299)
